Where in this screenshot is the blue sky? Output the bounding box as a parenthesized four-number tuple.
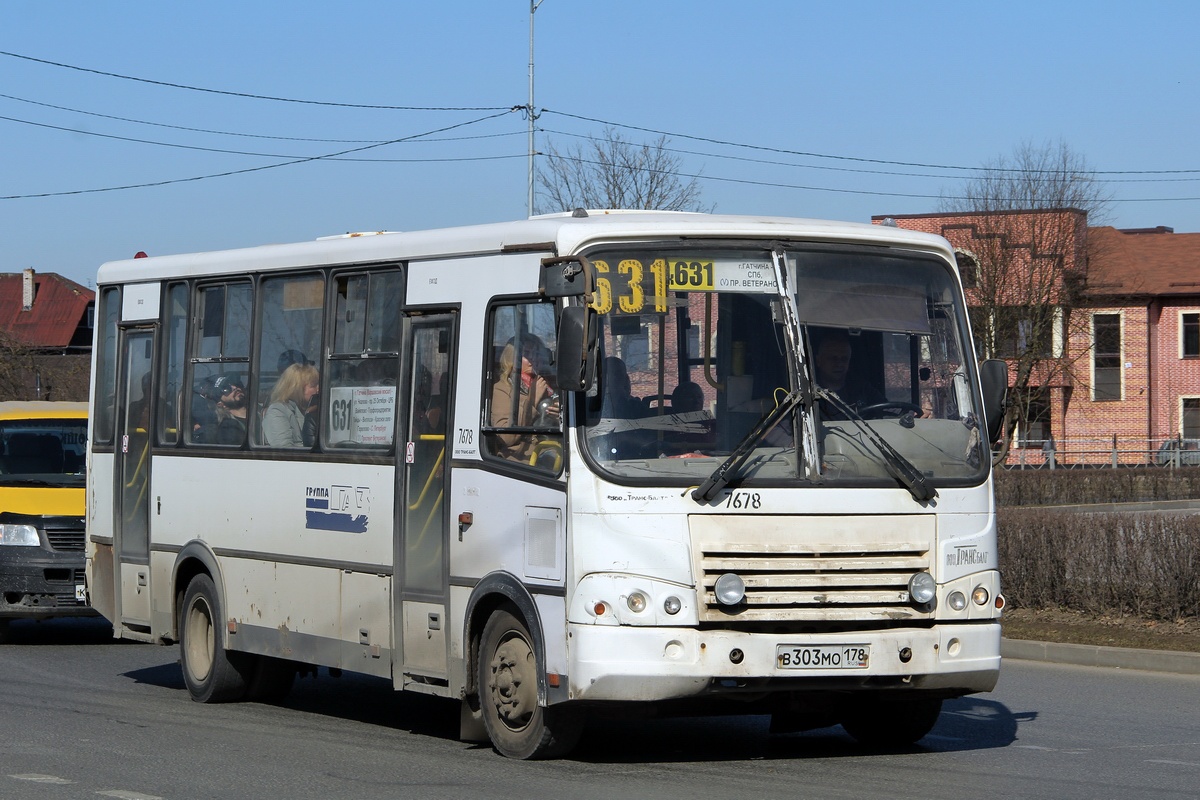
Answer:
(3, 1, 1198, 287)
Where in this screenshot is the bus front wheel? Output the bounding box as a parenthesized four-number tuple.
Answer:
(179, 574, 252, 703)
(478, 607, 582, 759)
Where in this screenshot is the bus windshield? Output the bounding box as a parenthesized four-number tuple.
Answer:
(0, 418, 88, 487)
(580, 243, 989, 488)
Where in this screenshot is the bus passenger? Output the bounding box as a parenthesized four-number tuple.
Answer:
(491, 339, 557, 462)
(211, 375, 249, 445)
(600, 356, 644, 419)
(264, 363, 320, 448)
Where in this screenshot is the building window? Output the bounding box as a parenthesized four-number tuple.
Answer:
(1017, 389, 1051, 447)
(1092, 313, 1122, 401)
(1185, 398, 1200, 440)
(1183, 312, 1200, 358)
(955, 251, 978, 290)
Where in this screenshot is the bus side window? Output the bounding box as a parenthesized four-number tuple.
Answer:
(324, 270, 402, 449)
(481, 301, 562, 473)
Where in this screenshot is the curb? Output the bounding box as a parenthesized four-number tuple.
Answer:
(1001, 637, 1200, 676)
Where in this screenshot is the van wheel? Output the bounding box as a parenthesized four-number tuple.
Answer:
(479, 607, 582, 759)
(179, 574, 252, 703)
(841, 695, 943, 747)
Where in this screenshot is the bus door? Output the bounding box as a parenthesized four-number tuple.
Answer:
(114, 327, 156, 632)
(397, 312, 457, 681)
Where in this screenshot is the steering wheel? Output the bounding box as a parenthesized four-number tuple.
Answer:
(856, 401, 924, 419)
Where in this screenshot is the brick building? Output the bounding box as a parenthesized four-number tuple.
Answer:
(872, 210, 1200, 465)
(0, 270, 95, 402)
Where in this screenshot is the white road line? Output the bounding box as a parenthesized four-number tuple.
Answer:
(9, 774, 76, 785)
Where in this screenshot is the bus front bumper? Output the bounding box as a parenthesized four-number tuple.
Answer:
(566, 621, 1000, 702)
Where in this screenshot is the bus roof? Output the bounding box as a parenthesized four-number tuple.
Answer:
(95, 211, 955, 285)
(0, 401, 88, 420)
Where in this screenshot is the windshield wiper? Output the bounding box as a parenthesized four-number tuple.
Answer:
(691, 390, 802, 503)
(818, 389, 937, 503)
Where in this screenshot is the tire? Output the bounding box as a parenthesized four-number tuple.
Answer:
(0, 619, 10, 644)
(244, 656, 296, 703)
(179, 574, 253, 703)
(841, 695, 943, 747)
(478, 607, 583, 759)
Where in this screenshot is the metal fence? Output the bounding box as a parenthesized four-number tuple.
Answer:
(1002, 436, 1200, 469)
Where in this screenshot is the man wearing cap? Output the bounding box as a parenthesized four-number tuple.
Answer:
(211, 375, 249, 445)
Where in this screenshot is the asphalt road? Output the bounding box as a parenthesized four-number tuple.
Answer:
(1, 617, 1197, 800)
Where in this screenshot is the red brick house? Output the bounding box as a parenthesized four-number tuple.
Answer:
(0, 270, 95, 401)
(872, 210, 1200, 465)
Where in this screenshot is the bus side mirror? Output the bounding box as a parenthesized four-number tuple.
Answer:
(540, 256, 593, 298)
(556, 305, 598, 391)
(979, 359, 1008, 444)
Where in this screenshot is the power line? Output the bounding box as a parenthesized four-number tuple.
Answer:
(1, 110, 518, 200)
(0, 111, 522, 160)
(540, 128, 1200, 185)
(0, 49, 516, 112)
(0, 91, 527, 145)
(540, 109, 1200, 177)
(545, 153, 1200, 205)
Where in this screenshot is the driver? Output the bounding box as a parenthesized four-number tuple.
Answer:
(490, 337, 559, 463)
(811, 329, 885, 419)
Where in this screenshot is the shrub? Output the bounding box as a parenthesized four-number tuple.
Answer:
(995, 468, 1200, 507)
(997, 509, 1200, 621)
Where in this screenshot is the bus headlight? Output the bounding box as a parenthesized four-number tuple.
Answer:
(714, 573, 745, 606)
(948, 591, 967, 611)
(0, 524, 40, 547)
(663, 596, 682, 615)
(972, 586, 990, 606)
(908, 572, 936, 605)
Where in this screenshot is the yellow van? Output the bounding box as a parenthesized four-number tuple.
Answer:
(0, 401, 93, 640)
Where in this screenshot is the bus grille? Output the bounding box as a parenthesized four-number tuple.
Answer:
(691, 515, 934, 624)
(43, 517, 86, 552)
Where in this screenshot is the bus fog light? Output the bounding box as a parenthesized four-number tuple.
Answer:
(948, 591, 967, 611)
(714, 573, 745, 606)
(908, 572, 936, 605)
(0, 524, 40, 547)
(972, 586, 990, 605)
(626, 591, 648, 613)
(663, 596, 682, 615)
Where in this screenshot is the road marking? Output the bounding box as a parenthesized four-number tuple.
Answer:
(97, 791, 164, 800)
(1146, 759, 1200, 768)
(10, 774, 75, 785)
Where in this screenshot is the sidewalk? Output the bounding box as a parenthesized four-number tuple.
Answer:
(1001, 637, 1200, 675)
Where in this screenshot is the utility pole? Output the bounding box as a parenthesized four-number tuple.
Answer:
(528, 0, 544, 217)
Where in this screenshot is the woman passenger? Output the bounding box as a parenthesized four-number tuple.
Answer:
(264, 362, 320, 448)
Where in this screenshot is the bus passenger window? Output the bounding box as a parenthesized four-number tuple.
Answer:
(254, 274, 324, 449)
(324, 270, 402, 448)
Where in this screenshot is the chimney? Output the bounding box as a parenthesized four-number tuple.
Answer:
(22, 268, 36, 311)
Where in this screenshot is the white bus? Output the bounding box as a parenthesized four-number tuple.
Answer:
(86, 211, 1008, 759)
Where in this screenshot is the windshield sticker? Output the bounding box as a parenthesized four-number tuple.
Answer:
(306, 484, 371, 533)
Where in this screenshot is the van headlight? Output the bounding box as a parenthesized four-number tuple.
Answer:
(0, 524, 40, 546)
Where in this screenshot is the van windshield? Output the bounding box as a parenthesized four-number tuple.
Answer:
(0, 419, 88, 486)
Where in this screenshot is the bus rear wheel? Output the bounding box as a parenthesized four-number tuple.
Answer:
(179, 574, 252, 703)
(841, 695, 943, 747)
(478, 607, 582, 759)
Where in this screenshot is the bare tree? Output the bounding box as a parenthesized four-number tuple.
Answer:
(940, 140, 1113, 461)
(536, 127, 709, 214)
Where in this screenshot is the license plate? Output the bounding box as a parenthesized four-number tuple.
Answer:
(776, 644, 870, 669)
(75, 584, 86, 603)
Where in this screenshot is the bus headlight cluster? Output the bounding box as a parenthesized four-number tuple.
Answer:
(0, 524, 39, 547)
(908, 572, 936, 605)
